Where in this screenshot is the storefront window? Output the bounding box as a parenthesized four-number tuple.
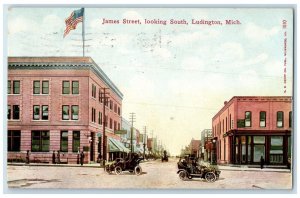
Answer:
(253, 136, 265, 162)
(288, 136, 291, 158)
(254, 136, 265, 144)
(31, 130, 50, 152)
(235, 137, 239, 163)
(72, 131, 80, 152)
(8, 130, 21, 151)
(270, 136, 283, 163)
(241, 136, 246, 163)
(60, 131, 68, 152)
(247, 136, 252, 163)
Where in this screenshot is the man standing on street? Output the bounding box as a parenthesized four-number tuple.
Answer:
(260, 156, 264, 169)
(80, 151, 85, 166)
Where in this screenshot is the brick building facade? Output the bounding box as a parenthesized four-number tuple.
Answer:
(7, 57, 123, 164)
(212, 96, 292, 166)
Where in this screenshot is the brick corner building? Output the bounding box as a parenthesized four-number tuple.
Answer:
(7, 57, 123, 164)
(212, 96, 292, 166)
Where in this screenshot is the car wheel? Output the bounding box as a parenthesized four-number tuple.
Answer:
(134, 165, 142, 175)
(179, 170, 188, 181)
(114, 166, 122, 175)
(205, 172, 216, 182)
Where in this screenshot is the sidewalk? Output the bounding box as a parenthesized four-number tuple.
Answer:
(7, 162, 104, 168)
(217, 165, 291, 172)
(7, 161, 291, 172)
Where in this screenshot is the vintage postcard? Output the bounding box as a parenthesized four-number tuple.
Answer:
(5, 5, 293, 191)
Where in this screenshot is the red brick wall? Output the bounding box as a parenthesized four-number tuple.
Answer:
(8, 66, 123, 163)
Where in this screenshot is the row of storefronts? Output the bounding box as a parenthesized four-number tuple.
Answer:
(210, 96, 292, 166)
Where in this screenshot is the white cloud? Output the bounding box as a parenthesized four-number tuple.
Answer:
(42, 14, 64, 32)
(170, 30, 219, 46)
(90, 18, 105, 31)
(152, 47, 172, 59)
(8, 17, 37, 34)
(181, 56, 205, 70)
(214, 42, 245, 63)
(245, 22, 280, 41)
(244, 53, 269, 66)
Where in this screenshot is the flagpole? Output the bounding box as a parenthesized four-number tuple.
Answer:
(82, 8, 85, 57)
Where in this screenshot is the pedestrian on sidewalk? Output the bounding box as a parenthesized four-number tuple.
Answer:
(57, 150, 61, 164)
(26, 150, 30, 164)
(260, 156, 264, 169)
(80, 151, 85, 166)
(52, 151, 56, 164)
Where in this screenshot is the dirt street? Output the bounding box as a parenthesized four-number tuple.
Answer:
(6, 158, 292, 190)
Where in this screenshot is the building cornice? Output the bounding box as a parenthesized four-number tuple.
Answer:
(8, 57, 123, 99)
(212, 96, 292, 121)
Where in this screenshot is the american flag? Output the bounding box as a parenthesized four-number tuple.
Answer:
(63, 8, 84, 38)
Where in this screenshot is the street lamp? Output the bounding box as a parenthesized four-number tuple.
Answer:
(212, 139, 217, 165)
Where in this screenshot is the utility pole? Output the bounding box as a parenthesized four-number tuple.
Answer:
(129, 112, 136, 157)
(143, 126, 147, 160)
(101, 88, 109, 166)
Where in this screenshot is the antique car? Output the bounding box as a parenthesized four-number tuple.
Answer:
(161, 150, 168, 162)
(177, 157, 221, 182)
(105, 153, 143, 175)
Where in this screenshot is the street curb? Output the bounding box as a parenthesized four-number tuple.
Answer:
(217, 167, 291, 173)
(7, 163, 104, 168)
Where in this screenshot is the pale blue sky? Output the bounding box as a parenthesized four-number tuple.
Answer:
(7, 7, 293, 155)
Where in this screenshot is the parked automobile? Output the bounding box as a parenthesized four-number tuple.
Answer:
(177, 157, 221, 182)
(105, 153, 143, 175)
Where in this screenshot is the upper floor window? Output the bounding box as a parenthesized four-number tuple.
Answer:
(13, 105, 20, 120)
(72, 81, 79, 94)
(8, 105, 20, 120)
(99, 89, 102, 102)
(110, 100, 113, 110)
(33, 105, 48, 120)
(92, 84, 96, 98)
(33, 105, 40, 120)
(7, 81, 11, 94)
(114, 120, 117, 131)
(260, 111, 266, 127)
(13, 81, 20, 94)
(98, 111, 102, 125)
(289, 111, 292, 128)
(91, 108, 96, 122)
(105, 115, 108, 127)
(277, 111, 284, 128)
(117, 107, 121, 116)
(114, 104, 117, 113)
(62, 105, 79, 120)
(245, 111, 251, 127)
(42, 106, 49, 120)
(8, 80, 20, 94)
(62, 105, 70, 120)
(229, 114, 232, 129)
(33, 81, 40, 94)
(42, 81, 49, 94)
(109, 118, 113, 129)
(34, 81, 49, 94)
(62, 81, 79, 95)
(72, 105, 79, 120)
(62, 81, 70, 94)
(7, 105, 11, 119)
